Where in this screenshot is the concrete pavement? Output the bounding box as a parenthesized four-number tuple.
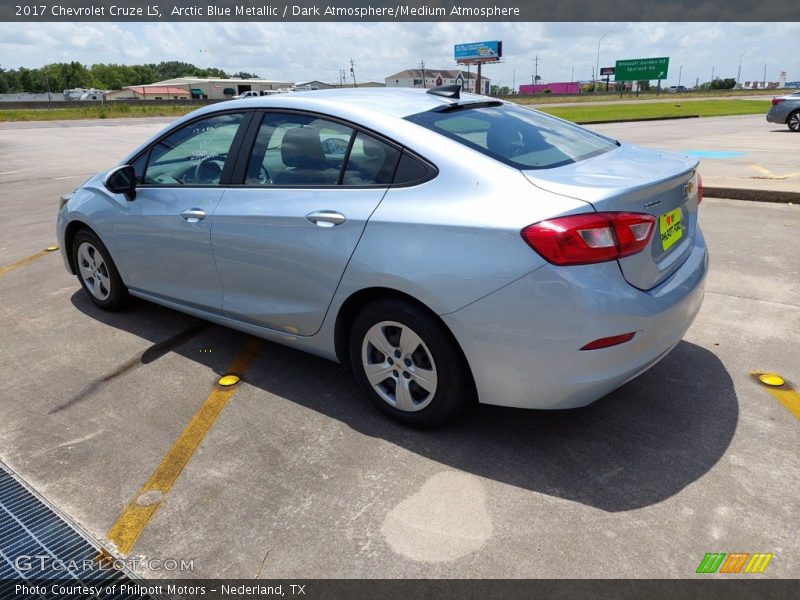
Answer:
(591, 114, 799, 198)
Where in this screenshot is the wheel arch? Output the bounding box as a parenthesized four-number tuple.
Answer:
(333, 287, 474, 387)
(63, 220, 95, 274)
(63, 220, 119, 280)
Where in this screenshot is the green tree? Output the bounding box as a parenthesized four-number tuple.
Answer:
(710, 78, 736, 90)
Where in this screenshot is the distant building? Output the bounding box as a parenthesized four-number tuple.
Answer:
(519, 82, 580, 95)
(106, 77, 295, 101)
(296, 80, 387, 90)
(385, 69, 490, 95)
(106, 86, 191, 101)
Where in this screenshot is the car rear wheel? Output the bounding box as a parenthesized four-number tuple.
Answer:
(788, 110, 800, 132)
(72, 229, 128, 311)
(349, 299, 474, 427)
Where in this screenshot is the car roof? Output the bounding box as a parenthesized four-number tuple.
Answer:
(121, 87, 499, 166)
(223, 87, 493, 119)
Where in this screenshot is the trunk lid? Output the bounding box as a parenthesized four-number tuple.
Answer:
(524, 143, 700, 290)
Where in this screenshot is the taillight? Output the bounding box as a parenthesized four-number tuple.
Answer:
(521, 212, 656, 266)
(697, 172, 703, 205)
(771, 98, 785, 105)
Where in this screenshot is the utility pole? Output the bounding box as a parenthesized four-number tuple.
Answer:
(570, 65, 574, 83)
(595, 30, 612, 93)
(762, 64, 767, 87)
(737, 51, 746, 85)
(678, 65, 682, 87)
(350, 58, 357, 88)
(420, 59, 426, 88)
(531, 54, 539, 94)
(711, 66, 715, 83)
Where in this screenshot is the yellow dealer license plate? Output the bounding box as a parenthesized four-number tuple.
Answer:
(659, 208, 683, 251)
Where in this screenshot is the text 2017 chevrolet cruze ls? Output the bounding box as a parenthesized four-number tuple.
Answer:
(57, 87, 707, 427)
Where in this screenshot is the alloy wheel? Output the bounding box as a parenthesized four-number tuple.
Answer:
(361, 320, 438, 412)
(77, 242, 111, 301)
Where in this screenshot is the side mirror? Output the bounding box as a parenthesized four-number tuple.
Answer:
(104, 165, 136, 201)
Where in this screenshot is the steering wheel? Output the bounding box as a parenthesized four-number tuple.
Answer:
(194, 156, 225, 184)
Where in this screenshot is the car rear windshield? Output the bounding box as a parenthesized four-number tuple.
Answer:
(405, 102, 618, 170)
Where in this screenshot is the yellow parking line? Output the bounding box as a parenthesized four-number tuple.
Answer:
(0, 247, 57, 276)
(748, 164, 799, 180)
(107, 337, 263, 555)
(751, 372, 800, 420)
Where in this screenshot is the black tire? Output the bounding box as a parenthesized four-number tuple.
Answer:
(72, 228, 129, 311)
(788, 110, 800, 132)
(349, 298, 475, 428)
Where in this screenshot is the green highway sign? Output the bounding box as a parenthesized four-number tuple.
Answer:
(614, 57, 670, 81)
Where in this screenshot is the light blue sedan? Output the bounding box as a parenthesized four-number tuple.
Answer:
(57, 87, 708, 427)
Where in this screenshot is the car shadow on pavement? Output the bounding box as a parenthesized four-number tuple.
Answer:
(72, 292, 738, 513)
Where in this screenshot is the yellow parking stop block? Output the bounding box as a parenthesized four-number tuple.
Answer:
(751, 371, 800, 420)
(45, 246, 59, 252)
(218, 374, 240, 387)
(758, 374, 785, 387)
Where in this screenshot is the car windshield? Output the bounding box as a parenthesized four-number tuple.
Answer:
(405, 102, 617, 169)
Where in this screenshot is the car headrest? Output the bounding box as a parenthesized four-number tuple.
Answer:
(281, 126, 326, 168)
(485, 120, 522, 157)
(362, 136, 386, 159)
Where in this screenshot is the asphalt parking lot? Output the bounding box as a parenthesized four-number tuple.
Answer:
(0, 115, 798, 579)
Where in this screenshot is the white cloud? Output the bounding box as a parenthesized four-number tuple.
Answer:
(0, 22, 798, 88)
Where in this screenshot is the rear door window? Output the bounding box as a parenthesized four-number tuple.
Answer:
(406, 103, 617, 169)
(245, 113, 354, 186)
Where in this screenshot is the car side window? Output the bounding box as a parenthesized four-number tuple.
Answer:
(143, 113, 245, 186)
(392, 151, 432, 185)
(245, 113, 354, 186)
(341, 132, 401, 186)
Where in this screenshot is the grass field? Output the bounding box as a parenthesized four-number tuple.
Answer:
(508, 89, 771, 105)
(533, 99, 769, 123)
(0, 103, 195, 122)
(0, 98, 770, 124)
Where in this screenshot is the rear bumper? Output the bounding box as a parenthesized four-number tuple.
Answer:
(766, 107, 787, 124)
(442, 228, 708, 409)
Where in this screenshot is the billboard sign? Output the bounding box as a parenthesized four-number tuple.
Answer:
(454, 41, 502, 63)
(615, 57, 670, 81)
(600, 67, 615, 76)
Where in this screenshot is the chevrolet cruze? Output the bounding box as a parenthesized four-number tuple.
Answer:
(57, 87, 708, 427)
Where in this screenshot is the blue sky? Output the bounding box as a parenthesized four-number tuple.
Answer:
(1, 22, 798, 88)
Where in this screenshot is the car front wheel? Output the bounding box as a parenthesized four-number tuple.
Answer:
(349, 299, 474, 427)
(72, 229, 129, 311)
